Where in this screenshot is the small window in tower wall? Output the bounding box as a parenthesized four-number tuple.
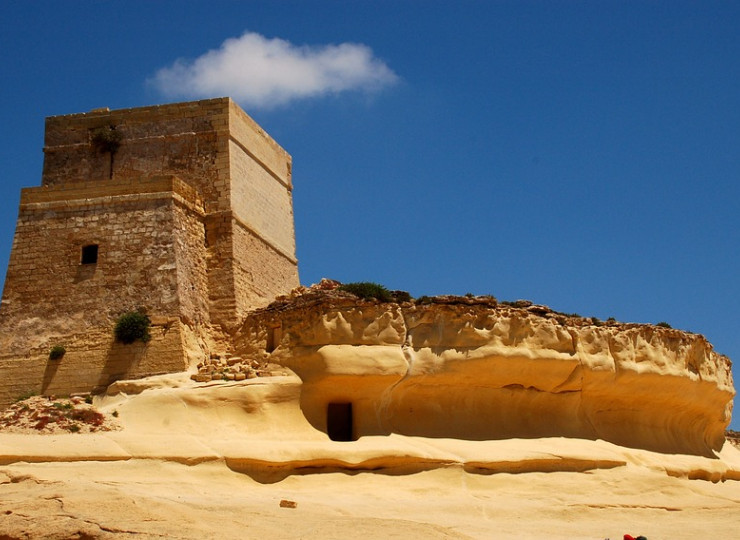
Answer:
(81, 244, 99, 265)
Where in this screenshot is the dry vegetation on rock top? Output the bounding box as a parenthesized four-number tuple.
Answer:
(0, 395, 119, 434)
(727, 430, 740, 449)
(261, 278, 706, 333)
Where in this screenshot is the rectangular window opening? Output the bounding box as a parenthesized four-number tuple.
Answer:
(81, 244, 99, 265)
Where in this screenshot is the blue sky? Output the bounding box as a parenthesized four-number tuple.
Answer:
(1, 1, 738, 429)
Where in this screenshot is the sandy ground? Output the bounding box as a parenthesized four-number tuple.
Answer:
(3, 458, 740, 539)
(1, 376, 739, 539)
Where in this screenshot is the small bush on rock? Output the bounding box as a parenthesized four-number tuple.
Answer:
(501, 300, 533, 308)
(91, 125, 122, 154)
(49, 345, 66, 361)
(338, 282, 394, 302)
(15, 390, 36, 402)
(114, 311, 151, 344)
(656, 321, 672, 329)
(391, 290, 412, 303)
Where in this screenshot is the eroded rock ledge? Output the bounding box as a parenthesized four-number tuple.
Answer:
(232, 282, 734, 457)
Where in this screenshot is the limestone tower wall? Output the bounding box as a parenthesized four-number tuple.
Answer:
(0, 98, 299, 406)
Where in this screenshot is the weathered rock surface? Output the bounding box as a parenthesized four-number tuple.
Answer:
(0, 368, 738, 539)
(234, 290, 734, 456)
(2, 377, 740, 539)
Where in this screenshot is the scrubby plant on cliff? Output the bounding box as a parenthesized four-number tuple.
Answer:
(501, 300, 534, 308)
(49, 345, 66, 361)
(91, 125, 122, 179)
(14, 390, 36, 403)
(91, 125, 122, 154)
(338, 282, 394, 302)
(656, 321, 672, 329)
(391, 290, 412, 303)
(114, 310, 151, 344)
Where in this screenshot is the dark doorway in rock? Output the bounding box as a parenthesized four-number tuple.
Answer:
(327, 402, 353, 441)
(266, 325, 282, 353)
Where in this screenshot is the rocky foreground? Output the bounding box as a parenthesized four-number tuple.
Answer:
(0, 374, 739, 539)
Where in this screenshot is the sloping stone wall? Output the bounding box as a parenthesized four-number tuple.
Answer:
(0, 321, 188, 408)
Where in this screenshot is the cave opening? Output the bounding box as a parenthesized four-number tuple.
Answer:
(327, 402, 354, 442)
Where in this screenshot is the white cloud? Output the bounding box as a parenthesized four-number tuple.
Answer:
(150, 32, 398, 108)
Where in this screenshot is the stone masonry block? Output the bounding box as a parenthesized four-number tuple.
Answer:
(0, 98, 299, 403)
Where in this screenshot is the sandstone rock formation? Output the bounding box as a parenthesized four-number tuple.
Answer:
(1, 327, 738, 539)
(233, 283, 734, 457)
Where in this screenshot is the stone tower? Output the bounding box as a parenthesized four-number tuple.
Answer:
(0, 98, 299, 405)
